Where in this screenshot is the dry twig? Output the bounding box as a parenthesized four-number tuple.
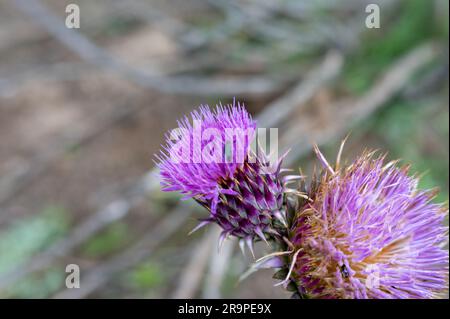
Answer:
(9, 0, 284, 96)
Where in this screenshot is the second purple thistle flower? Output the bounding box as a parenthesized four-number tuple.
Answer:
(156, 101, 300, 254)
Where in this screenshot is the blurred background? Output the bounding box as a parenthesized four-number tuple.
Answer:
(0, 0, 448, 298)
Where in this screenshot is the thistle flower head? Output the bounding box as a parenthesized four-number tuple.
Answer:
(157, 102, 256, 200)
(156, 101, 296, 250)
(285, 147, 448, 299)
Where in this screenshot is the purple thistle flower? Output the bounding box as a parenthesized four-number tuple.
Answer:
(156, 101, 297, 253)
(284, 147, 448, 299)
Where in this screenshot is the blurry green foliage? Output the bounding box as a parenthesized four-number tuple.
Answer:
(4, 267, 65, 299)
(0, 205, 69, 298)
(317, 94, 449, 204)
(97, 16, 142, 38)
(186, 10, 222, 29)
(344, 0, 437, 93)
(80, 222, 129, 258)
(338, 0, 449, 201)
(127, 262, 166, 290)
(0, 205, 69, 275)
(371, 99, 449, 203)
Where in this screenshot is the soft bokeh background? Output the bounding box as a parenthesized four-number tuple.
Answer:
(0, 0, 448, 298)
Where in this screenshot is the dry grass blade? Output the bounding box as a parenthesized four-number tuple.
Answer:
(202, 233, 236, 298)
(170, 227, 219, 298)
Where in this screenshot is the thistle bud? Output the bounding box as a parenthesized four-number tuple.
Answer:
(156, 102, 298, 254)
